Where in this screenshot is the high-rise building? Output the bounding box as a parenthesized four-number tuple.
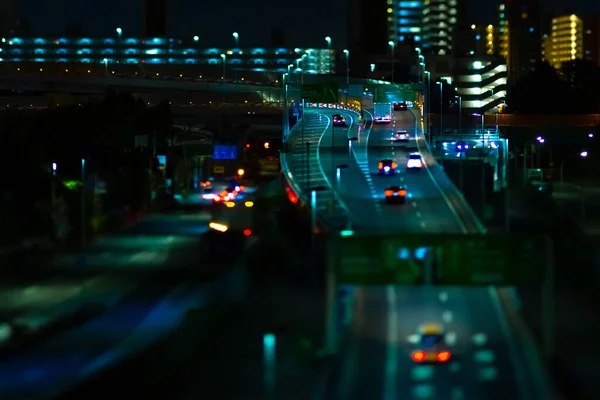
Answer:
(421, 0, 460, 55)
(583, 14, 600, 66)
(144, 0, 167, 37)
(543, 15, 583, 69)
(497, 4, 509, 60)
(506, 0, 541, 86)
(388, 1, 424, 44)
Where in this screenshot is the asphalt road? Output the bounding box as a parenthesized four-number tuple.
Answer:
(0, 212, 226, 400)
(314, 108, 543, 399)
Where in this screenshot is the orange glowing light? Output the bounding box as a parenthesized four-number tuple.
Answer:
(412, 351, 426, 362)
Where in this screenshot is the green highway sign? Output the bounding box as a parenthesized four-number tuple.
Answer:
(301, 84, 339, 103)
(336, 233, 547, 286)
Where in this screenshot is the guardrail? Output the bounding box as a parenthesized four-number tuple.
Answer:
(281, 103, 361, 231)
(412, 108, 486, 234)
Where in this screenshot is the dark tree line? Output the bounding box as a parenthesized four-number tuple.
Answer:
(0, 90, 175, 246)
(507, 59, 600, 114)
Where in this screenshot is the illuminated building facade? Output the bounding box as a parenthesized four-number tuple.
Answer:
(497, 3, 509, 61)
(0, 37, 334, 74)
(421, 0, 460, 55)
(469, 24, 496, 56)
(388, 0, 424, 44)
(454, 57, 507, 112)
(545, 15, 583, 69)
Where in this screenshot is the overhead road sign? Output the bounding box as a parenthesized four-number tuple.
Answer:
(301, 84, 339, 103)
(335, 233, 546, 286)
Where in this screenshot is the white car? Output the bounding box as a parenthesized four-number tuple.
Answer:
(406, 153, 423, 169)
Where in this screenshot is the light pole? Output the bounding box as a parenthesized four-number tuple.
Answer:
(103, 58, 108, 77)
(425, 71, 431, 138)
(81, 158, 86, 250)
(343, 49, 349, 85)
(287, 64, 293, 85)
(455, 95, 462, 135)
(522, 136, 545, 184)
(418, 56, 424, 82)
(283, 73, 290, 140)
(325, 36, 332, 83)
(415, 47, 421, 82)
(220, 53, 226, 103)
(300, 54, 307, 84)
(193, 35, 199, 42)
(388, 41, 395, 83)
(233, 32, 239, 47)
(116, 27, 122, 38)
(348, 137, 358, 160)
(51, 163, 57, 229)
(560, 151, 587, 184)
(436, 81, 443, 137)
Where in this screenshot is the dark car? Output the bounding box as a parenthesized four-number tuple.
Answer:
(394, 102, 408, 111)
(332, 114, 346, 126)
(378, 159, 397, 175)
(384, 186, 407, 204)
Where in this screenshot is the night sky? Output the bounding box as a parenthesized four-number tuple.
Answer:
(18, 0, 600, 47)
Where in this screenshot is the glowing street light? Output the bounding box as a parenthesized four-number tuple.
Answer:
(193, 35, 199, 41)
(233, 32, 239, 47)
(116, 27, 122, 38)
(325, 36, 332, 83)
(560, 151, 588, 183)
(343, 49, 349, 85)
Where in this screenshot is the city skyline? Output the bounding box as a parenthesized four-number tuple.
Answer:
(13, 0, 600, 47)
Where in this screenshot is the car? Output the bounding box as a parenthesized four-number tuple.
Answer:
(406, 153, 423, 169)
(332, 114, 346, 126)
(378, 159, 397, 175)
(393, 130, 410, 142)
(455, 141, 469, 151)
(384, 186, 407, 204)
(411, 323, 451, 364)
(394, 102, 408, 111)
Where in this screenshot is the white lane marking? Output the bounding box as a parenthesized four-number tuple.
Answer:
(472, 332, 488, 346)
(451, 387, 465, 399)
(411, 365, 434, 381)
(438, 291, 448, 302)
(445, 331, 457, 346)
(442, 311, 453, 323)
(412, 202, 418, 208)
(383, 286, 399, 400)
(474, 349, 496, 363)
(411, 384, 434, 398)
(416, 211, 422, 218)
(420, 221, 427, 229)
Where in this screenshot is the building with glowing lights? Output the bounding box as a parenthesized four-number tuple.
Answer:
(421, 0, 460, 55)
(466, 24, 497, 57)
(544, 15, 583, 69)
(388, 1, 424, 44)
(454, 57, 507, 113)
(497, 4, 509, 61)
(0, 36, 335, 75)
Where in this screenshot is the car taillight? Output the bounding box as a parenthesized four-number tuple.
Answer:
(384, 190, 393, 196)
(412, 351, 426, 362)
(378, 162, 383, 169)
(391, 162, 397, 169)
(398, 190, 406, 196)
(239, 185, 245, 191)
(436, 351, 451, 362)
(243, 229, 252, 236)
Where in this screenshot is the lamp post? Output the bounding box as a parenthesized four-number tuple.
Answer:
(560, 151, 588, 184)
(455, 95, 462, 135)
(116, 27, 122, 38)
(287, 63, 293, 85)
(103, 58, 108, 77)
(415, 47, 421, 82)
(233, 32, 239, 47)
(522, 136, 545, 184)
(388, 41, 395, 83)
(424, 71, 431, 139)
(436, 81, 443, 137)
(300, 54, 307, 84)
(193, 35, 199, 42)
(418, 56, 424, 82)
(220, 53, 226, 103)
(80, 158, 86, 250)
(325, 36, 332, 83)
(343, 49, 349, 85)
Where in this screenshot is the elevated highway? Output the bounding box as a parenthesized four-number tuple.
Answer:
(280, 87, 553, 399)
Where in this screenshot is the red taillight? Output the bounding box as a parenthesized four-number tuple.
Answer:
(391, 162, 397, 169)
(412, 351, 426, 362)
(239, 185, 245, 191)
(243, 229, 252, 236)
(436, 351, 451, 362)
(398, 190, 406, 196)
(287, 191, 298, 204)
(384, 190, 393, 196)
(378, 162, 383, 169)
(205, 181, 211, 186)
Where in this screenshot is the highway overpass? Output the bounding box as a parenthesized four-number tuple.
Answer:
(280, 87, 553, 399)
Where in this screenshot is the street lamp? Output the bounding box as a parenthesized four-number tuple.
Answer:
(80, 158, 86, 250)
(220, 53, 226, 103)
(103, 58, 108, 76)
(193, 35, 199, 42)
(522, 136, 545, 183)
(343, 49, 349, 85)
(116, 27, 122, 38)
(560, 151, 588, 184)
(419, 59, 424, 82)
(348, 137, 358, 160)
(455, 95, 462, 134)
(388, 41, 395, 83)
(436, 81, 443, 136)
(300, 54, 307, 84)
(325, 36, 332, 83)
(233, 32, 239, 47)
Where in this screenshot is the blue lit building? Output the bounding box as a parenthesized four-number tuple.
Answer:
(0, 36, 334, 74)
(389, 1, 424, 45)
